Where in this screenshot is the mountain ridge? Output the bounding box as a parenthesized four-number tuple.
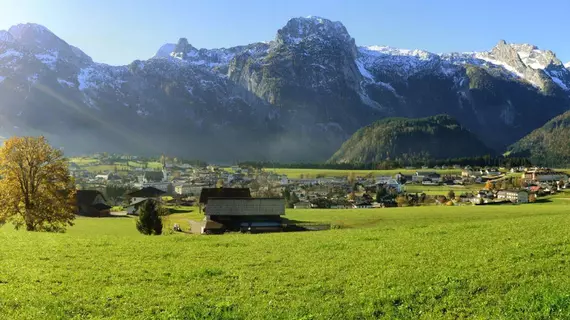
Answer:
(508, 110, 570, 166)
(328, 114, 495, 164)
(0, 16, 569, 162)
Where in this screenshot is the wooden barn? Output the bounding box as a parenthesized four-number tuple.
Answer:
(199, 188, 285, 234)
(76, 190, 112, 217)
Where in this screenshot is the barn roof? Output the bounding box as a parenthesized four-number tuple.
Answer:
(127, 187, 166, 198)
(76, 190, 106, 205)
(144, 171, 164, 182)
(199, 188, 251, 204)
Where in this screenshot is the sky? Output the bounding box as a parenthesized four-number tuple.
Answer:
(0, 0, 569, 65)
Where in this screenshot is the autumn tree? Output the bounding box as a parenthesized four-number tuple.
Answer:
(0, 136, 76, 232)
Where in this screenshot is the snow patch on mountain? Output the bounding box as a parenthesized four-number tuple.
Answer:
(355, 60, 374, 80)
(358, 46, 440, 79)
(551, 77, 568, 91)
(27, 74, 38, 84)
(0, 76, 6, 83)
(0, 31, 14, 43)
(35, 50, 58, 69)
(78, 67, 98, 90)
(565, 62, 570, 69)
(154, 43, 176, 58)
(0, 49, 23, 59)
(363, 45, 435, 60)
(359, 91, 384, 111)
(77, 65, 127, 92)
(136, 108, 150, 117)
(474, 53, 526, 79)
(57, 78, 75, 87)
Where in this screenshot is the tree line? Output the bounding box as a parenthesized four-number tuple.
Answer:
(239, 156, 532, 171)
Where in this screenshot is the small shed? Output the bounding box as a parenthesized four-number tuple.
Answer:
(76, 190, 112, 217)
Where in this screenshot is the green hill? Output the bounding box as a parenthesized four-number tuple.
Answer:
(508, 110, 570, 167)
(328, 115, 494, 163)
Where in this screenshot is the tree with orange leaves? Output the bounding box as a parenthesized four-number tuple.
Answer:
(0, 136, 76, 232)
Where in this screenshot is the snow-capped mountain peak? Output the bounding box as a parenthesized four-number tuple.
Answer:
(0, 31, 14, 43)
(565, 62, 570, 69)
(154, 43, 176, 58)
(8, 23, 56, 42)
(276, 16, 353, 45)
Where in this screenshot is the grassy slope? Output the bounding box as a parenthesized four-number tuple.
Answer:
(69, 158, 163, 173)
(264, 168, 461, 179)
(1, 196, 570, 319)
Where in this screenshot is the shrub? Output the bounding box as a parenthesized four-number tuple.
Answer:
(136, 200, 163, 235)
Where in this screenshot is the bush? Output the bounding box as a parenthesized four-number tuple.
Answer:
(136, 200, 163, 235)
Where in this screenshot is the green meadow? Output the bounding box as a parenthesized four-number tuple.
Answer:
(405, 184, 484, 196)
(1, 194, 570, 319)
(263, 168, 462, 179)
(68, 157, 163, 173)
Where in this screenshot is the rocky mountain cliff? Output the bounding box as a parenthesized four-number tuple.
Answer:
(0, 17, 569, 162)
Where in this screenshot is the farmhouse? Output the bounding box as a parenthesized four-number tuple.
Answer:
(496, 190, 529, 203)
(126, 187, 166, 215)
(523, 170, 568, 182)
(377, 178, 404, 193)
(76, 190, 112, 217)
(95, 173, 120, 181)
(413, 171, 441, 183)
(461, 168, 482, 178)
(200, 188, 285, 234)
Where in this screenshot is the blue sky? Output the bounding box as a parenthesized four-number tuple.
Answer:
(0, 0, 568, 65)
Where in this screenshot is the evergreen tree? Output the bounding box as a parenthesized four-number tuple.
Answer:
(136, 200, 163, 235)
(290, 192, 300, 204)
(376, 187, 387, 202)
(282, 188, 291, 201)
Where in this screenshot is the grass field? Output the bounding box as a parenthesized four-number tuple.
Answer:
(1, 193, 570, 319)
(264, 168, 462, 179)
(68, 158, 163, 173)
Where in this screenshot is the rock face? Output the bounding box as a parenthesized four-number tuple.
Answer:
(508, 110, 570, 167)
(0, 17, 569, 162)
(328, 115, 495, 164)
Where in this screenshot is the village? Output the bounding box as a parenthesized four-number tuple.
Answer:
(69, 154, 570, 217)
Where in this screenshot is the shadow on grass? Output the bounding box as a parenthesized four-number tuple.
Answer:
(284, 219, 334, 232)
(168, 208, 194, 214)
(80, 214, 132, 219)
(534, 198, 553, 203)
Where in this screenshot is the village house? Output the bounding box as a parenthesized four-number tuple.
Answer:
(352, 201, 373, 209)
(523, 169, 568, 183)
(76, 190, 112, 217)
(377, 178, 404, 193)
(95, 172, 120, 181)
(375, 176, 392, 184)
(496, 190, 529, 203)
(174, 184, 193, 195)
(462, 169, 482, 178)
(126, 187, 166, 215)
(485, 168, 501, 176)
(293, 201, 312, 209)
(413, 172, 442, 183)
